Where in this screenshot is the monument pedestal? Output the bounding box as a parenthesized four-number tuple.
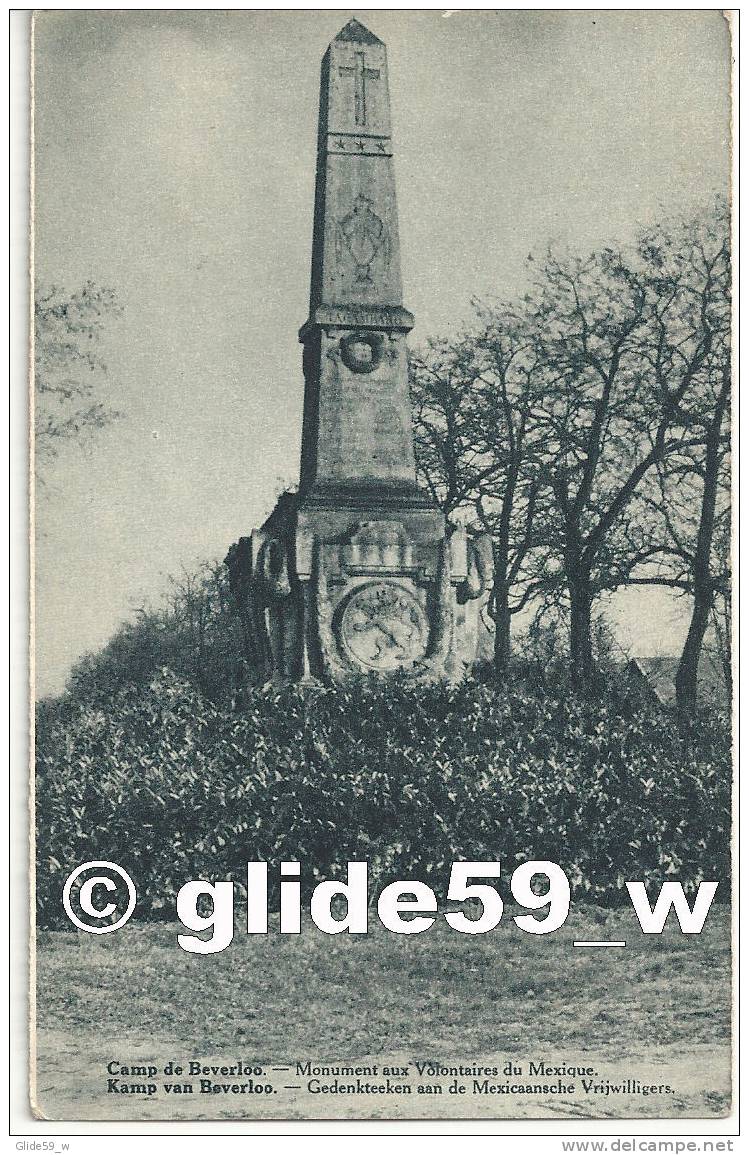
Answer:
(226, 492, 493, 683)
(226, 19, 493, 683)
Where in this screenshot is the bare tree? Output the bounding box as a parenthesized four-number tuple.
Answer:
(411, 201, 731, 690)
(410, 334, 501, 518)
(34, 280, 122, 475)
(613, 203, 731, 711)
(67, 558, 248, 706)
(524, 205, 728, 684)
(410, 313, 546, 673)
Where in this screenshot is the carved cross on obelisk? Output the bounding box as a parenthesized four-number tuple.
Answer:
(338, 51, 380, 126)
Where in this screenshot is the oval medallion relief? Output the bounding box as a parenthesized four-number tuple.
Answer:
(339, 581, 429, 672)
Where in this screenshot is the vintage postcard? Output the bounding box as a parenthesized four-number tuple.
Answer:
(29, 9, 734, 1129)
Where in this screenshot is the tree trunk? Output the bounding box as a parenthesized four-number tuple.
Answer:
(715, 601, 733, 703)
(568, 568, 594, 684)
(489, 473, 516, 678)
(675, 383, 728, 716)
(720, 641, 733, 703)
(493, 583, 512, 676)
(675, 588, 712, 716)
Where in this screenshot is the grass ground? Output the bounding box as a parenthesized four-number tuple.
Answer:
(33, 902, 732, 1122)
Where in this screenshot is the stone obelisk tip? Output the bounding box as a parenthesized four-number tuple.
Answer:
(333, 17, 383, 46)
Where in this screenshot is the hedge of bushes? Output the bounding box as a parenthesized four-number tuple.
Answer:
(35, 669, 731, 927)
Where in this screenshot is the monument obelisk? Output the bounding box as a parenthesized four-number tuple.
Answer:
(298, 16, 424, 504)
(226, 18, 492, 681)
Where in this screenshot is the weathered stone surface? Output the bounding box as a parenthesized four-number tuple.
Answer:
(226, 18, 493, 683)
(309, 19, 400, 311)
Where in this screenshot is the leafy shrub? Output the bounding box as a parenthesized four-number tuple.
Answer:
(35, 669, 731, 927)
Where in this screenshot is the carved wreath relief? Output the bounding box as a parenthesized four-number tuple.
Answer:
(339, 581, 429, 671)
(339, 330, 383, 373)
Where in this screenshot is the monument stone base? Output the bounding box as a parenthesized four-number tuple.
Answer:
(226, 489, 493, 684)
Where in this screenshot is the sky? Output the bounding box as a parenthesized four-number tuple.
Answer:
(33, 10, 732, 698)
